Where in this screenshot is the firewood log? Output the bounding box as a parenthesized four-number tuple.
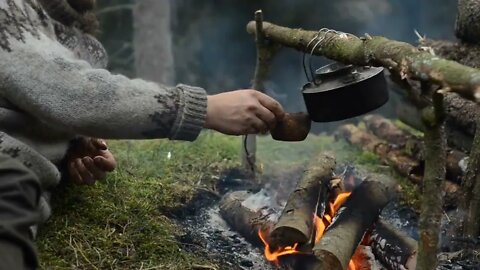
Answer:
(311, 175, 398, 270)
(370, 220, 418, 270)
(335, 124, 423, 183)
(363, 114, 468, 183)
(219, 191, 275, 247)
(269, 152, 336, 250)
(396, 98, 474, 152)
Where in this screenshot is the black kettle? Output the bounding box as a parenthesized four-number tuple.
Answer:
(271, 62, 389, 141)
(302, 62, 389, 122)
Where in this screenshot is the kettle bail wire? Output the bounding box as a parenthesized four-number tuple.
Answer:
(302, 28, 354, 84)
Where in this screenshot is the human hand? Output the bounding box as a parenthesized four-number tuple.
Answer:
(67, 138, 116, 185)
(205, 90, 285, 135)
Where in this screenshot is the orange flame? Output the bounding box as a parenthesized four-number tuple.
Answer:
(259, 192, 363, 270)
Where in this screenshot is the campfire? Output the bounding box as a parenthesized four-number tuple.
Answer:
(219, 152, 418, 270)
(257, 191, 354, 268)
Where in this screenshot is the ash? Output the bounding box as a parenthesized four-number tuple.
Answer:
(179, 206, 274, 270)
(175, 165, 474, 269)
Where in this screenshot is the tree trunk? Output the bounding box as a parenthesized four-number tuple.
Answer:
(455, 0, 480, 44)
(133, 0, 174, 84)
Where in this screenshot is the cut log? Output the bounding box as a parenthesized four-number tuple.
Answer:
(397, 100, 474, 152)
(444, 93, 478, 138)
(269, 152, 336, 250)
(335, 124, 423, 183)
(370, 220, 418, 270)
(444, 180, 462, 210)
(363, 114, 414, 148)
(219, 190, 275, 247)
(364, 114, 468, 183)
(311, 175, 398, 270)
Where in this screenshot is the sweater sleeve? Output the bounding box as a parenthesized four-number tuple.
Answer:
(0, 37, 207, 141)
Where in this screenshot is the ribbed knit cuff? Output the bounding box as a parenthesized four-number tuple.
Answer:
(170, 84, 207, 141)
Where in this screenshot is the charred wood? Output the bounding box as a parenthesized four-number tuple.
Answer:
(311, 176, 398, 270)
(219, 191, 274, 247)
(269, 152, 336, 250)
(370, 220, 418, 270)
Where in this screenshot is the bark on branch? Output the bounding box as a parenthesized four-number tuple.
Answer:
(269, 152, 336, 250)
(246, 21, 480, 102)
(417, 92, 447, 270)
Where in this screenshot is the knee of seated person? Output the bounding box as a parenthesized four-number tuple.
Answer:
(0, 154, 41, 207)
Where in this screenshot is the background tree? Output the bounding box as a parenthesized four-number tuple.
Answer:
(133, 0, 174, 84)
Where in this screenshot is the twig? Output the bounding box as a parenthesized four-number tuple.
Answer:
(191, 264, 218, 270)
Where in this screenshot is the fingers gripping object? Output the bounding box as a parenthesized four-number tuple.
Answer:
(271, 28, 389, 142)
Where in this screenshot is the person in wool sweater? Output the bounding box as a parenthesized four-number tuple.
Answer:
(0, 0, 285, 269)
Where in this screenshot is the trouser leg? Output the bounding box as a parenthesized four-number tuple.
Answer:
(0, 154, 41, 270)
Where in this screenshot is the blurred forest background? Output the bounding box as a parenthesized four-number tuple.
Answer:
(97, 0, 457, 117)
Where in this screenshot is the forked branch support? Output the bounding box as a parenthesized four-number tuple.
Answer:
(246, 21, 480, 102)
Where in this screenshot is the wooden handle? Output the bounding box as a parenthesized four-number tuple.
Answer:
(271, 112, 311, 142)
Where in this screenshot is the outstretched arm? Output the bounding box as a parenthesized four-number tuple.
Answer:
(1, 38, 206, 141)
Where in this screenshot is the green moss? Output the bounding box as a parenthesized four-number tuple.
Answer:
(37, 132, 239, 270)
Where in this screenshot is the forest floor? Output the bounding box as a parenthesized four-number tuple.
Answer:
(36, 130, 419, 269)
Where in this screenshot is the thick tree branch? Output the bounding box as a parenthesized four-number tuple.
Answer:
(246, 21, 480, 102)
(417, 92, 447, 270)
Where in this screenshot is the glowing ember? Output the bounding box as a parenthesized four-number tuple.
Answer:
(258, 192, 364, 269)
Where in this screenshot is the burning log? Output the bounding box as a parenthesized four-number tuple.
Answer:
(370, 220, 418, 270)
(311, 175, 398, 270)
(335, 124, 423, 183)
(269, 152, 336, 250)
(219, 190, 274, 247)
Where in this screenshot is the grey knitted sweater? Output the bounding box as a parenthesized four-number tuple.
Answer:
(0, 0, 207, 222)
